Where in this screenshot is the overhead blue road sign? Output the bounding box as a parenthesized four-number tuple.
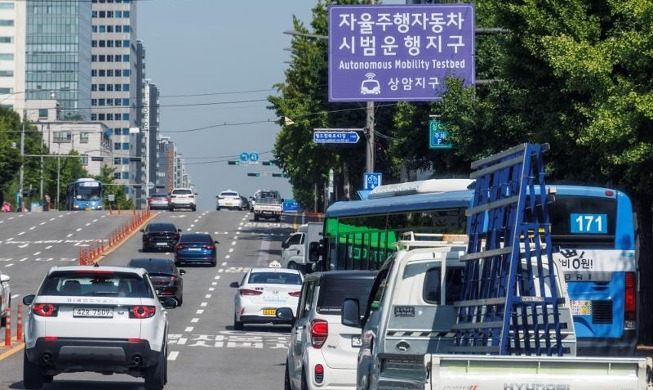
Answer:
(364, 172, 382, 191)
(314, 131, 361, 144)
(329, 4, 476, 102)
(249, 153, 259, 162)
(239, 152, 249, 162)
(429, 119, 452, 149)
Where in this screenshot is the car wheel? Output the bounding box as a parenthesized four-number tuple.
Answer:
(284, 362, 293, 390)
(233, 313, 244, 330)
(23, 351, 44, 389)
(177, 295, 183, 306)
(144, 347, 166, 390)
(43, 375, 54, 384)
(287, 262, 298, 270)
(300, 371, 309, 390)
(254, 215, 259, 221)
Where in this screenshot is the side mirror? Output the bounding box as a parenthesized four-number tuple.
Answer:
(179, 269, 186, 276)
(215, 240, 219, 244)
(140, 229, 145, 233)
(342, 298, 362, 328)
(177, 229, 182, 232)
(23, 294, 36, 306)
(229, 281, 239, 288)
(281, 241, 289, 249)
(0, 274, 10, 283)
(276, 307, 294, 321)
(308, 242, 321, 262)
(162, 297, 178, 309)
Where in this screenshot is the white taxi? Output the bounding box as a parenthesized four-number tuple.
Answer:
(229, 261, 302, 330)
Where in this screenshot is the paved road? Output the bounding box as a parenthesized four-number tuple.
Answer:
(0, 209, 298, 389)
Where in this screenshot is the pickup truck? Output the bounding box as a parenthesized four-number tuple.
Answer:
(280, 222, 322, 272)
(252, 190, 283, 222)
(342, 233, 652, 390)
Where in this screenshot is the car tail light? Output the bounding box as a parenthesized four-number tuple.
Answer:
(288, 291, 301, 297)
(239, 288, 263, 296)
(176, 244, 186, 250)
(128, 338, 146, 343)
(314, 364, 324, 383)
(43, 336, 58, 342)
(625, 272, 636, 324)
(32, 303, 58, 317)
(130, 305, 156, 319)
(203, 244, 215, 250)
(310, 319, 328, 348)
(170, 276, 177, 283)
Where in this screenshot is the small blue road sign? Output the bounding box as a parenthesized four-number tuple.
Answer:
(239, 152, 249, 162)
(364, 172, 382, 191)
(429, 119, 452, 149)
(249, 153, 259, 162)
(313, 130, 361, 144)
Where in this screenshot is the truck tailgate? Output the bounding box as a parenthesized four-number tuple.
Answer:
(426, 354, 651, 390)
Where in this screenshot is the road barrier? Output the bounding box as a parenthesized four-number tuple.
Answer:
(16, 305, 22, 342)
(4, 308, 10, 347)
(80, 208, 152, 265)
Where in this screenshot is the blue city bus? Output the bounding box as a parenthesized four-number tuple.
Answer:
(323, 179, 637, 356)
(65, 178, 104, 211)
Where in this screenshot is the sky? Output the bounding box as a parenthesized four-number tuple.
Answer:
(137, 0, 402, 211)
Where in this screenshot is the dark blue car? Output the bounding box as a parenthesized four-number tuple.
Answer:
(174, 233, 218, 267)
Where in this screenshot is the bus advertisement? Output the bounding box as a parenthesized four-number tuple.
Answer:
(322, 179, 637, 356)
(65, 178, 104, 211)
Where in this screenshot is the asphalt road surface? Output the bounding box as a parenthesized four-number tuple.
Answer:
(0, 209, 302, 389)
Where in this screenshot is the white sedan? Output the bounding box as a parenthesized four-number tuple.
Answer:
(230, 262, 303, 330)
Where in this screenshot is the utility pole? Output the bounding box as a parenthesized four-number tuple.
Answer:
(19, 109, 25, 206)
(365, 0, 375, 174)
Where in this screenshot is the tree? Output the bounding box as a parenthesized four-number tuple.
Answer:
(95, 165, 133, 210)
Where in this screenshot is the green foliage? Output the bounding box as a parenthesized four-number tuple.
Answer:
(95, 165, 132, 210)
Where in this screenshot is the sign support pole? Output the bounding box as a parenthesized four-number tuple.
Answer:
(365, 0, 375, 173)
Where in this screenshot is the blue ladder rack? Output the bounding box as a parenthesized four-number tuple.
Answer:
(452, 143, 570, 356)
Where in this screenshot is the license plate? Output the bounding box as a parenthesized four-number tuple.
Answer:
(156, 242, 168, 246)
(262, 308, 276, 316)
(73, 307, 113, 318)
(188, 248, 201, 251)
(351, 335, 362, 347)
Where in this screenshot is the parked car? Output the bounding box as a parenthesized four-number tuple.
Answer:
(240, 195, 250, 211)
(278, 270, 377, 390)
(169, 188, 196, 212)
(141, 222, 181, 252)
(147, 193, 170, 210)
(216, 190, 243, 210)
(1, 270, 10, 328)
(128, 258, 185, 306)
(22, 265, 177, 390)
(174, 233, 218, 267)
(229, 261, 302, 330)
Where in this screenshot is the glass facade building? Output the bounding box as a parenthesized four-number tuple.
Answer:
(25, 0, 92, 117)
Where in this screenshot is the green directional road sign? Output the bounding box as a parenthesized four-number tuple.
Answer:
(429, 119, 452, 149)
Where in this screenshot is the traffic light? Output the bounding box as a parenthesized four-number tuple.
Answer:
(261, 160, 277, 166)
(247, 172, 260, 177)
(227, 161, 240, 165)
(272, 173, 285, 178)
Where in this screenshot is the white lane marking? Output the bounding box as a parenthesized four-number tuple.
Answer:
(18, 243, 28, 249)
(236, 231, 241, 235)
(12, 294, 20, 299)
(29, 226, 36, 230)
(76, 228, 82, 232)
(214, 275, 220, 280)
(225, 255, 230, 260)
(33, 252, 41, 256)
(39, 222, 46, 225)
(18, 232, 25, 236)
(92, 219, 98, 223)
(205, 294, 212, 299)
(185, 327, 194, 332)
(222, 262, 227, 266)
(208, 288, 215, 292)
(218, 269, 224, 273)
(46, 246, 52, 249)
(211, 282, 217, 286)
(200, 302, 207, 307)
(168, 351, 179, 361)
(6, 238, 13, 241)
(19, 258, 27, 262)
(231, 241, 237, 246)
(186, 228, 191, 231)
(5, 263, 14, 267)
(66, 234, 73, 238)
(228, 248, 234, 253)
(85, 223, 91, 227)
(49, 218, 55, 221)
(191, 318, 199, 323)
(196, 310, 204, 315)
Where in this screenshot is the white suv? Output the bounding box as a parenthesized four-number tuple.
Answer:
(279, 270, 376, 390)
(169, 188, 196, 211)
(1, 270, 10, 328)
(22, 265, 177, 390)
